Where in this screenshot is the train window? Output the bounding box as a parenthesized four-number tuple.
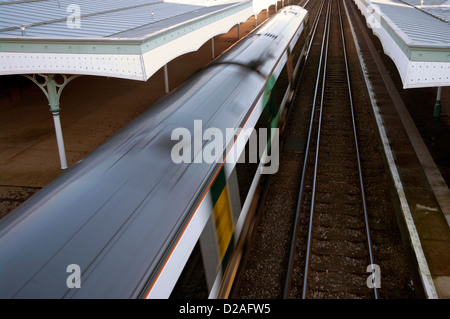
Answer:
(169, 241, 208, 299)
(235, 142, 260, 206)
(235, 59, 290, 205)
(292, 28, 307, 66)
(272, 64, 289, 109)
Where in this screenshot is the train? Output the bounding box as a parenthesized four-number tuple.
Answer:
(0, 6, 310, 299)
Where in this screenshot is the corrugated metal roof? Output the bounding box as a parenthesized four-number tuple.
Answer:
(0, 0, 228, 38)
(1, 3, 211, 38)
(0, 0, 161, 33)
(398, 0, 450, 22)
(0, 0, 282, 40)
(370, 0, 450, 47)
(109, 2, 235, 38)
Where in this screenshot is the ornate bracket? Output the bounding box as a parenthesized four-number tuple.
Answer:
(23, 74, 80, 113)
(23, 74, 81, 170)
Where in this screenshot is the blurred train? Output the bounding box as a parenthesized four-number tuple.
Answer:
(0, 6, 310, 299)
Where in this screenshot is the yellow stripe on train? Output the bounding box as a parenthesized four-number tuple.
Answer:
(212, 185, 234, 261)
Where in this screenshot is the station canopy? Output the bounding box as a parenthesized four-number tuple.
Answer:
(0, 0, 282, 81)
(353, 0, 450, 88)
(0, 0, 286, 170)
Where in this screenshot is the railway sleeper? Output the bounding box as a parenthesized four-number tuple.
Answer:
(315, 170, 359, 178)
(311, 245, 369, 259)
(312, 237, 367, 250)
(315, 194, 361, 207)
(317, 143, 356, 152)
(310, 261, 368, 276)
(318, 162, 358, 170)
(307, 284, 372, 298)
(307, 273, 372, 296)
(317, 181, 361, 194)
(316, 215, 365, 230)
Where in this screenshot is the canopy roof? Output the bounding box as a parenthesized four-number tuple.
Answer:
(354, 0, 450, 88)
(0, 0, 280, 80)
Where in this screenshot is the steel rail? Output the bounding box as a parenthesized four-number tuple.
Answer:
(337, 0, 378, 299)
(300, 0, 378, 299)
(286, 0, 327, 121)
(300, 0, 332, 299)
(282, 0, 330, 299)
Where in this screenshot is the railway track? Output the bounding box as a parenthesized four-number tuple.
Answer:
(232, 0, 417, 299)
(284, 0, 377, 299)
